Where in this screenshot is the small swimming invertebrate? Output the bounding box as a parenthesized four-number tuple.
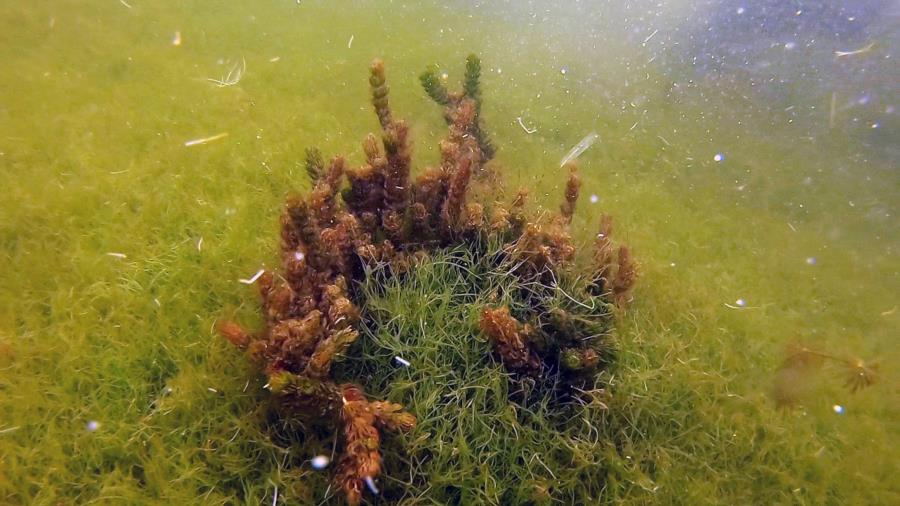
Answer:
(220, 55, 635, 504)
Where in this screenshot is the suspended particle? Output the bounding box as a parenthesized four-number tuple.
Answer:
(311, 455, 330, 470)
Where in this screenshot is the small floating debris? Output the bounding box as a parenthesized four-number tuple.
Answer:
(589, 194, 599, 204)
(172, 31, 182, 46)
(184, 132, 229, 147)
(559, 132, 599, 167)
(0, 426, 21, 435)
(516, 116, 537, 134)
(86, 420, 100, 432)
(347, 34, 354, 49)
(832, 404, 844, 414)
(735, 298, 746, 307)
(239, 269, 266, 285)
(559, 66, 568, 75)
(835, 42, 875, 58)
(197, 237, 203, 252)
(269, 56, 280, 63)
(311, 455, 330, 470)
(806, 256, 816, 265)
(106, 252, 127, 259)
(713, 153, 725, 162)
(394, 356, 411, 367)
(364, 476, 379, 495)
(207, 57, 245, 87)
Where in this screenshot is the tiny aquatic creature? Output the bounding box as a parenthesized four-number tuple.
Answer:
(207, 57, 246, 87)
(184, 132, 229, 147)
(559, 132, 599, 167)
(834, 42, 875, 58)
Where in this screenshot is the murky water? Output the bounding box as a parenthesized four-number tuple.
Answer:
(1, 1, 896, 503)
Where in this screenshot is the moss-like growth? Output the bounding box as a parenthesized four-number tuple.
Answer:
(219, 56, 636, 504)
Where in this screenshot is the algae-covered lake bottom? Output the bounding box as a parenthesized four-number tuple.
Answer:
(0, 1, 897, 504)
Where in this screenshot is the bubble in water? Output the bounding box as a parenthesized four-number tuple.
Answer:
(714, 153, 725, 162)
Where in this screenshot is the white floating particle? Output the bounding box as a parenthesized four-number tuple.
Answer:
(871, 123, 879, 129)
(806, 257, 816, 265)
(106, 252, 127, 259)
(736, 7, 745, 14)
(735, 298, 746, 307)
(311, 455, 330, 470)
(86, 420, 100, 432)
(589, 194, 599, 204)
(239, 269, 266, 284)
(832, 404, 844, 414)
(713, 153, 724, 162)
(364, 476, 379, 495)
(394, 356, 411, 367)
(560, 66, 568, 75)
(172, 31, 182, 46)
(294, 251, 305, 262)
(784, 42, 797, 50)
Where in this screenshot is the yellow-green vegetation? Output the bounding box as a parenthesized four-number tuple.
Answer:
(0, 1, 896, 505)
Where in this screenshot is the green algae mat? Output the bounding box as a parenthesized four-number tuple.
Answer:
(1, 1, 897, 504)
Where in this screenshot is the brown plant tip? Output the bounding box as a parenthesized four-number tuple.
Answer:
(479, 307, 541, 376)
(559, 162, 582, 224)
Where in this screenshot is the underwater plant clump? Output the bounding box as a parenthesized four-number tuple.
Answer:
(220, 55, 636, 504)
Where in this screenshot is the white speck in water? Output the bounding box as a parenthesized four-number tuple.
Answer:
(735, 298, 746, 307)
(86, 420, 100, 432)
(736, 7, 745, 14)
(364, 476, 380, 494)
(714, 153, 724, 162)
(870, 123, 879, 129)
(832, 404, 844, 414)
(560, 66, 568, 75)
(394, 356, 411, 367)
(590, 194, 599, 204)
(784, 42, 797, 50)
(806, 257, 817, 265)
(294, 251, 305, 262)
(311, 455, 330, 470)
